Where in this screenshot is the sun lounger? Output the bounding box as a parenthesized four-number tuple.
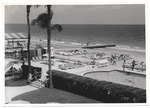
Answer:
(58, 64, 67, 70)
(123, 62, 146, 72)
(32, 57, 36, 61)
(134, 65, 146, 72)
(38, 56, 42, 60)
(124, 63, 132, 68)
(58, 61, 85, 70)
(36, 56, 39, 60)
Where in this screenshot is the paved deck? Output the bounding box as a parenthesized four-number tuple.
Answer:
(5, 57, 146, 103)
(30, 57, 146, 83)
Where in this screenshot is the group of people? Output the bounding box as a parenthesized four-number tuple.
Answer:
(109, 54, 132, 66)
(123, 60, 145, 72)
(110, 54, 117, 65)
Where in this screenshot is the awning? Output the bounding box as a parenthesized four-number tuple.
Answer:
(5, 33, 27, 40)
(5, 49, 22, 52)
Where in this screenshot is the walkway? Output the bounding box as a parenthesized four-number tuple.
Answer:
(30, 59, 146, 82)
(5, 86, 38, 103)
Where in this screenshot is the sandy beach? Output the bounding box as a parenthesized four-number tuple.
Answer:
(27, 38, 146, 73)
(30, 37, 145, 61)
(50, 40, 145, 62)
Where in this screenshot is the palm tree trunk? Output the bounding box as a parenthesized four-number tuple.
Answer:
(27, 5, 31, 81)
(47, 5, 53, 89)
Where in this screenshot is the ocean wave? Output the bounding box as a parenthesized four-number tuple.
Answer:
(52, 41, 65, 44)
(70, 42, 82, 45)
(109, 45, 145, 52)
(52, 40, 84, 46)
(32, 39, 145, 53)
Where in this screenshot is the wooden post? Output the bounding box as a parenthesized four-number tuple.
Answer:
(12, 39, 14, 49)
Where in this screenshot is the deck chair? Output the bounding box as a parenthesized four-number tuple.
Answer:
(38, 56, 42, 60)
(36, 56, 39, 60)
(32, 57, 36, 62)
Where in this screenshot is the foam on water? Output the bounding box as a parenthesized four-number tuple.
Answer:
(109, 45, 145, 52)
(48, 39, 145, 53)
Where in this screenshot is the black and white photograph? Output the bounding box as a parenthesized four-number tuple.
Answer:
(2, 0, 149, 106)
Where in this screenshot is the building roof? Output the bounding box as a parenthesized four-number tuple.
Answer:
(5, 33, 27, 40)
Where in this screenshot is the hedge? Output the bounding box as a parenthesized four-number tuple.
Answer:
(46, 70, 146, 103)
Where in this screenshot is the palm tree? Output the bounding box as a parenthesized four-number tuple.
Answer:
(31, 5, 63, 88)
(26, 5, 32, 81)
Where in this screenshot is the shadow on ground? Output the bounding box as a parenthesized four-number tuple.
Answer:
(5, 78, 28, 87)
(12, 88, 101, 103)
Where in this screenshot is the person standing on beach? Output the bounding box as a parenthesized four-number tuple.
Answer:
(113, 55, 117, 66)
(110, 55, 114, 65)
(140, 61, 144, 72)
(83, 50, 87, 55)
(86, 41, 91, 46)
(131, 60, 136, 71)
(123, 60, 126, 71)
(111, 55, 116, 65)
(91, 59, 96, 68)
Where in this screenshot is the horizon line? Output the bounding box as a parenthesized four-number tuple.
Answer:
(5, 23, 145, 25)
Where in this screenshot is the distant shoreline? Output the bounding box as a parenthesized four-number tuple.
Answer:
(27, 38, 146, 63)
(30, 37, 145, 53)
(5, 23, 145, 26)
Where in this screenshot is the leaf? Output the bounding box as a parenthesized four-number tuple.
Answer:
(26, 5, 32, 13)
(34, 5, 40, 8)
(51, 24, 63, 32)
(31, 19, 37, 25)
(31, 13, 54, 29)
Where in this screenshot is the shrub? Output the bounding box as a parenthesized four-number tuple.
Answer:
(46, 70, 146, 103)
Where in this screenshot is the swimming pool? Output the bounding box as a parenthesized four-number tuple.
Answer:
(83, 70, 146, 89)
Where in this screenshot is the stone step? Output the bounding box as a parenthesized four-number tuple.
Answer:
(30, 80, 45, 88)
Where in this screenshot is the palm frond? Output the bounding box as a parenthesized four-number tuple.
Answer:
(51, 24, 63, 32)
(31, 13, 53, 29)
(27, 5, 32, 8)
(26, 5, 32, 13)
(31, 19, 37, 25)
(34, 5, 40, 8)
(37, 13, 49, 20)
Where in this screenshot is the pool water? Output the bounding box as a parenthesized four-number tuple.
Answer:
(84, 70, 146, 89)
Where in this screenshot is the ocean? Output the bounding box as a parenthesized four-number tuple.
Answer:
(5, 24, 145, 52)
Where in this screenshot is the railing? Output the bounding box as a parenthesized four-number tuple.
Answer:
(5, 61, 14, 72)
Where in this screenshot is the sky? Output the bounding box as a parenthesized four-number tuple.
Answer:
(5, 5, 145, 24)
